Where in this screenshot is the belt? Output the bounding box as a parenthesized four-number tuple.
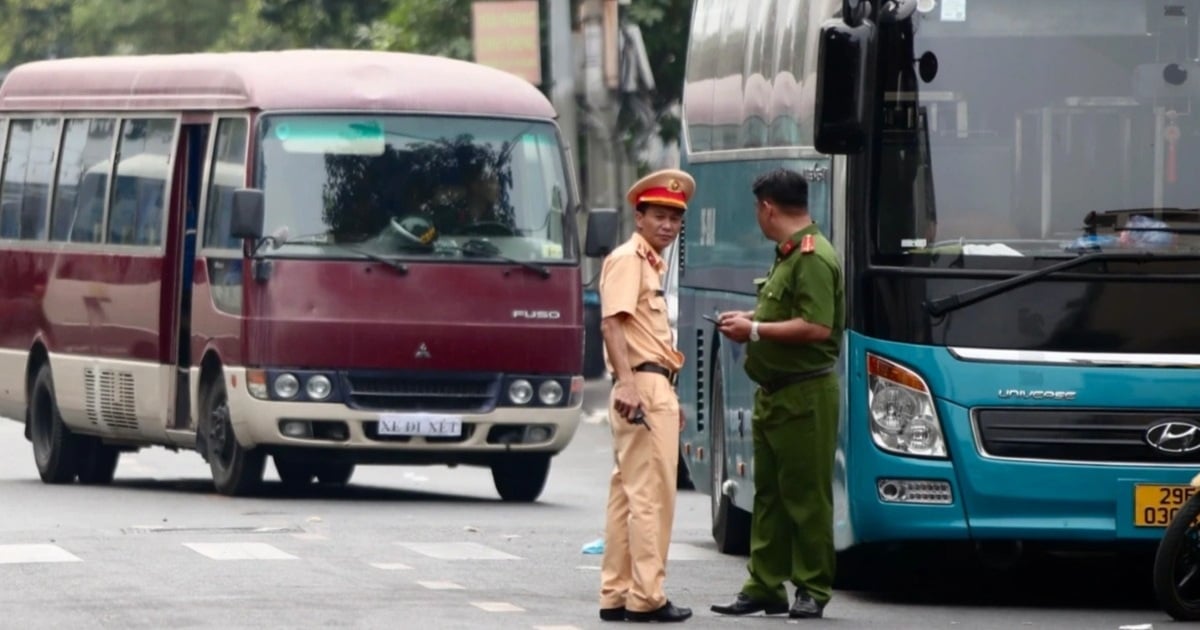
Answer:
(758, 365, 835, 395)
(613, 362, 678, 386)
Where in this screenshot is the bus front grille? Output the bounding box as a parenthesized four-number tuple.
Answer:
(974, 409, 1200, 464)
(343, 371, 500, 413)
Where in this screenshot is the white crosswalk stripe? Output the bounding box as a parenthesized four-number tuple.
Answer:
(417, 580, 465, 590)
(396, 541, 521, 560)
(470, 601, 524, 612)
(183, 542, 298, 560)
(0, 544, 82, 564)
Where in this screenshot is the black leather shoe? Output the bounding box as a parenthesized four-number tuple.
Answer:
(789, 592, 826, 619)
(710, 592, 789, 616)
(599, 606, 626, 621)
(626, 601, 693, 623)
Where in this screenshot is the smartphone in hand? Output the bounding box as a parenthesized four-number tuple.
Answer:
(701, 313, 720, 325)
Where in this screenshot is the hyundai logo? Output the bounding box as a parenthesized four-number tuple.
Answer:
(1145, 419, 1200, 454)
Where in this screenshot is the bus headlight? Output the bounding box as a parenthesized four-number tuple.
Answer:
(508, 379, 533, 405)
(274, 373, 300, 399)
(538, 380, 564, 406)
(867, 354, 946, 458)
(305, 375, 332, 401)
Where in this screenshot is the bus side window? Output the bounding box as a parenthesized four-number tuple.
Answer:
(53, 118, 115, 243)
(108, 118, 174, 246)
(203, 118, 249, 251)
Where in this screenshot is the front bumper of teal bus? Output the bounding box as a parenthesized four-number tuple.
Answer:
(839, 333, 1200, 549)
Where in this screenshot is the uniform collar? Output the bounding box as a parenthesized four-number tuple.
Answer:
(776, 223, 820, 259)
(633, 232, 667, 272)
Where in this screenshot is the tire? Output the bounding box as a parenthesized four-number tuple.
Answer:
(77, 438, 120, 485)
(492, 454, 550, 502)
(710, 355, 751, 555)
(202, 377, 265, 496)
(29, 363, 81, 484)
(1154, 491, 1200, 621)
(273, 456, 316, 489)
(317, 462, 355, 486)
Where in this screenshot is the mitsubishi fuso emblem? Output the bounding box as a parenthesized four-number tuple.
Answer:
(415, 342, 431, 359)
(1145, 419, 1200, 454)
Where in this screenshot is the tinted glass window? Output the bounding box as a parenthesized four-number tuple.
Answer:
(108, 118, 175, 246)
(53, 119, 116, 243)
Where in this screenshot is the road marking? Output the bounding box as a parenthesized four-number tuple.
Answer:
(668, 542, 718, 561)
(416, 580, 464, 590)
(369, 562, 412, 570)
(534, 626, 583, 630)
(291, 533, 328, 541)
(396, 542, 521, 560)
(576, 565, 600, 571)
(183, 542, 298, 560)
(0, 544, 82, 564)
(471, 602, 524, 612)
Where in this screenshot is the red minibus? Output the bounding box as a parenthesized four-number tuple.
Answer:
(0, 50, 615, 500)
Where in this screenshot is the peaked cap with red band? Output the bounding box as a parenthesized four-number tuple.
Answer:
(626, 168, 696, 212)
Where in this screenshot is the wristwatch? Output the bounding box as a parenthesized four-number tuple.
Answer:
(750, 320, 761, 342)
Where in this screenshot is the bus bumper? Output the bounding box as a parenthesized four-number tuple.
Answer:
(219, 367, 583, 460)
(846, 400, 1195, 547)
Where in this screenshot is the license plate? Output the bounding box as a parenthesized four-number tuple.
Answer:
(378, 413, 463, 437)
(1134, 484, 1197, 527)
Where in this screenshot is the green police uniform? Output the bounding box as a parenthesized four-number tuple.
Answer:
(740, 223, 844, 607)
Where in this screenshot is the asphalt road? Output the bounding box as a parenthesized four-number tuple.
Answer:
(0, 385, 1176, 629)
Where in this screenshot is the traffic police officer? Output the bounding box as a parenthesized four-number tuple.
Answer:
(711, 168, 845, 620)
(597, 168, 695, 624)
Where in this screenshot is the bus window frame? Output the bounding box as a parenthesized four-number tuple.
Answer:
(196, 113, 253, 260)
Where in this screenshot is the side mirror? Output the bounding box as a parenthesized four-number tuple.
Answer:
(230, 188, 265, 240)
(814, 17, 876, 155)
(584, 207, 619, 258)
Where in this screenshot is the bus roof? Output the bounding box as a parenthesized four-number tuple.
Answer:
(0, 49, 557, 119)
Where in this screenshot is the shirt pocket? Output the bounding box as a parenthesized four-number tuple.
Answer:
(755, 280, 793, 322)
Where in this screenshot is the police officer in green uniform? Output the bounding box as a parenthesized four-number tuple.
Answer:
(710, 168, 844, 620)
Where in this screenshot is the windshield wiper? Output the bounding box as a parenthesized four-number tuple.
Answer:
(925, 251, 1200, 317)
(451, 239, 551, 279)
(268, 234, 409, 276)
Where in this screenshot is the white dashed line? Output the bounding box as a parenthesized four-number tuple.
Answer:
(416, 580, 465, 590)
(183, 542, 298, 560)
(0, 544, 82, 564)
(470, 602, 524, 612)
(369, 562, 412, 570)
(396, 542, 521, 560)
(290, 533, 329, 541)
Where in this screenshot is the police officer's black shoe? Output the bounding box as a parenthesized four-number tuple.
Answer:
(599, 606, 626, 621)
(789, 592, 825, 619)
(626, 601, 693, 623)
(710, 592, 789, 616)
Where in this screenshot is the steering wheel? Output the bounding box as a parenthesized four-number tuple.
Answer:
(460, 221, 517, 237)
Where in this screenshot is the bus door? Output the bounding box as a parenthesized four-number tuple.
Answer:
(167, 119, 210, 433)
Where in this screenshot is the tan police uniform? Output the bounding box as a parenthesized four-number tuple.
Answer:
(598, 169, 694, 615)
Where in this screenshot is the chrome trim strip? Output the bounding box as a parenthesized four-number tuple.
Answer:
(969, 409, 1200, 468)
(949, 347, 1200, 368)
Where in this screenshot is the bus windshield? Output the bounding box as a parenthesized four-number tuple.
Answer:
(874, 0, 1200, 267)
(256, 114, 572, 262)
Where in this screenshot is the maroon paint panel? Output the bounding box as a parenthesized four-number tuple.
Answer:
(239, 259, 583, 374)
(0, 249, 166, 361)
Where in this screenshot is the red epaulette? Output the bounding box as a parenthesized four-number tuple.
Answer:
(779, 240, 795, 257)
(800, 234, 816, 254)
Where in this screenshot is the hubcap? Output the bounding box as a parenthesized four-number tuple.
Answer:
(208, 395, 235, 468)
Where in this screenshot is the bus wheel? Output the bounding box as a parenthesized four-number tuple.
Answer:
(77, 438, 120, 485)
(29, 363, 82, 484)
(710, 357, 750, 555)
(316, 462, 355, 486)
(492, 454, 550, 502)
(202, 379, 265, 496)
(273, 456, 316, 490)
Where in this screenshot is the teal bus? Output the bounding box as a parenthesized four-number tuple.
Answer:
(671, 0, 1200, 576)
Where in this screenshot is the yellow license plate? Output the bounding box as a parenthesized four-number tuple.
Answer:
(1135, 484, 1198, 527)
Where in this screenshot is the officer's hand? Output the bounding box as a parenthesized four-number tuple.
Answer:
(612, 380, 643, 421)
(717, 310, 753, 323)
(718, 315, 752, 343)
